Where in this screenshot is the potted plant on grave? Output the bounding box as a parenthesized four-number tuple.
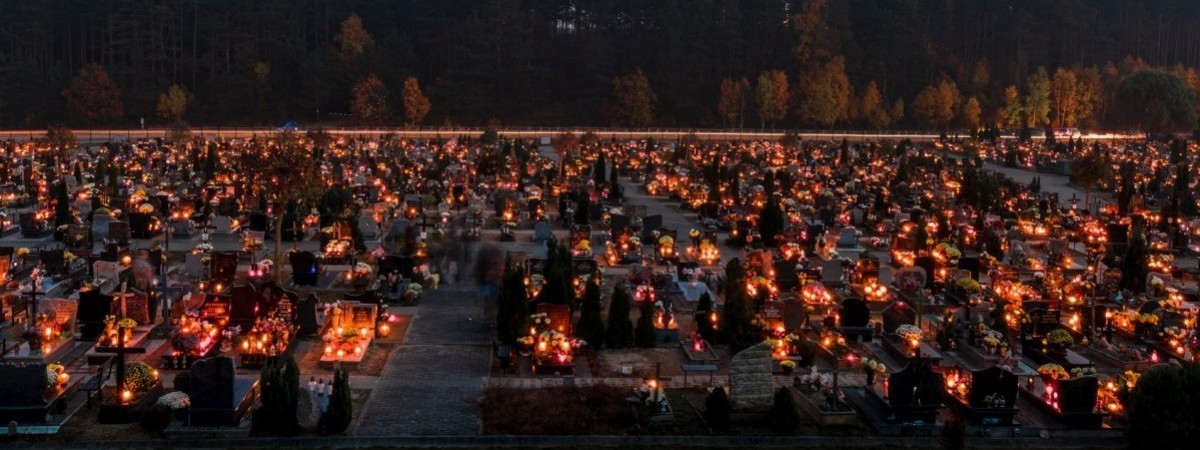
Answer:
(1037, 363, 1070, 384)
(780, 359, 798, 375)
(859, 358, 887, 385)
(1046, 329, 1075, 354)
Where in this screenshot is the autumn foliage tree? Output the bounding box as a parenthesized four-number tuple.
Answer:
(717, 77, 750, 128)
(156, 84, 193, 121)
(755, 70, 789, 129)
(351, 74, 392, 121)
(608, 67, 656, 127)
(860, 80, 890, 130)
(237, 134, 325, 283)
(795, 56, 851, 128)
(401, 77, 431, 126)
(335, 13, 374, 57)
(61, 64, 123, 123)
(912, 78, 960, 130)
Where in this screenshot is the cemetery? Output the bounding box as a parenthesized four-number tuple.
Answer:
(0, 117, 1196, 448)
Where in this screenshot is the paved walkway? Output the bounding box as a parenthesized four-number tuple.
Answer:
(485, 373, 866, 389)
(355, 283, 492, 436)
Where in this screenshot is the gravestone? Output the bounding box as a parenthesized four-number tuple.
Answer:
(129, 213, 158, 238)
(210, 252, 238, 282)
(881, 302, 917, 334)
(533, 221, 553, 243)
(840, 300, 868, 336)
(93, 260, 122, 282)
(837, 227, 859, 248)
(1024, 305, 1060, 339)
(108, 221, 131, 244)
(537, 303, 572, 334)
(92, 213, 113, 251)
(248, 213, 269, 232)
(45, 298, 79, 333)
(896, 267, 927, 292)
(41, 249, 66, 274)
(728, 340, 774, 411)
(228, 286, 260, 333)
(189, 356, 257, 427)
(185, 253, 205, 279)
(821, 259, 845, 286)
(296, 294, 320, 336)
(774, 260, 798, 290)
(1056, 376, 1099, 415)
(112, 291, 150, 326)
(289, 251, 319, 286)
(782, 300, 809, 330)
(609, 215, 631, 234)
(641, 215, 663, 241)
(968, 366, 1018, 410)
(77, 290, 114, 341)
(699, 202, 719, 219)
(886, 359, 944, 408)
(914, 257, 936, 288)
(358, 215, 378, 240)
(211, 216, 233, 235)
(0, 364, 50, 422)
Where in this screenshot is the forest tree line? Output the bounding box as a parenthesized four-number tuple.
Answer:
(3, 0, 1200, 131)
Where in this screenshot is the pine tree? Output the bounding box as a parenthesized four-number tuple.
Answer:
(771, 387, 800, 434)
(55, 182, 71, 227)
(721, 258, 752, 341)
(704, 387, 732, 432)
(605, 284, 634, 349)
(575, 276, 606, 349)
(323, 365, 353, 433)
(696, 292, 716, 343)
(496, 265, 529, 345)
(759, 195, 785, 248)
(635, 295, 657, 348)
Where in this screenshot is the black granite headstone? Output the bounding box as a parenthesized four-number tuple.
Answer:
(968, 366, 1018, 409)
(78, 290, 115, 341)
(882, 302, 917, 334)
(957, 257, 980, 281)
(296, 294, 320, 336)
(228, 286, 260, 333)
(0, 364, 49, 406)
(774, 260, 798, 290)
(1057, 376, 1100, 415)
(914, 256, 936, 288)
(887, 359, 944, 407)
(188, 356, 255, 427)
(289, 251, 319, 286)
(641, 215, 663, 241)
(210, 251, 238, 282)
(840, 298, 870, 327)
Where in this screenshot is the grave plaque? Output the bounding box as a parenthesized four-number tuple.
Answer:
(46, 298, 79, 329)
(537, 303, 571, 334)
(350, 303, 378, 328)
(94, 260, 122, 281)
(112, 292, 150, 325)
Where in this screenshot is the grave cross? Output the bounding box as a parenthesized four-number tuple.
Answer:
(24, 265, 46, 320)
(95, 283, 146, 400)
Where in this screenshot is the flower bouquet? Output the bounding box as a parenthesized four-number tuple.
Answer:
(1037, 363, 1070, 382)
(1046, 329, 1075, 348)
(157, 391, 191, 410)
(896, 324, 923, 342)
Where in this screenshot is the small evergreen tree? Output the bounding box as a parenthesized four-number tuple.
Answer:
(695, 292, 716, 343)
(496, 265, 529, 345)
(605, 284, 634, 348)
(704, 387, 732, 432)
(721, 258, 752, 342)
(771, 387, 800, 435)
(323, 365, 353, 433)
(635, 295, 657, 348)
(55, 182, 72, 227)
(575, 276, 606, 349)
(759, 195, 784, 247)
